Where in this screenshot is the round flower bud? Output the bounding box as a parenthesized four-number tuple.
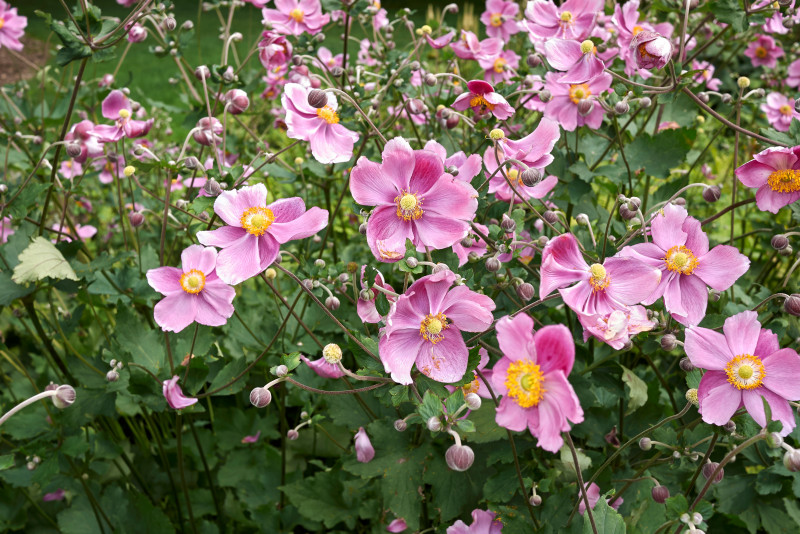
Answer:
(194, 65, 210, 80)
(651, 485, 670, 503)
(424, 73, 437, 86)
(322, 343, 343, 364)
(685, 388, 699, 406)
(460, 235, 474, 248)
(723, 420, 736, 433)
(465, 393, 481, 410)
(489, 128, 505, 141)
(737, 76, 751, 89)
(702, 462, 724, 483)
(614, 101, 630, 115)
(427, 416, 442, 432)
(405, 256, 419, 269)
(784, 294, 800, 316)
(250, 387, 272, 408)
(639, 437, 652, 450)
(164, 16, 177, 31)
(445, 444, 474, 472)
(527, 54, 541, 68)
(359, 288, 374, 301)
(783, 449, 800, 472)
(516, 282, 535, 302)
(409, 61, 420, 71)
(66, 142, 82, 158)
(358, 222, 368, 235)
(530, 494, 542, 506)
(639, 97, 652, 108)
(265, 268, 277, 280)
(325, 296, 340, 310)
(394, 419, 407, 432)
(779, 244, 794, 257)
(679, 357, 695, 372)
(432, 262, 450, 274)
(538, 89, 552, 103)
(520, 168, 542, 186)
(485, 257, 501, 272)
(543, 210, 559, 224)
(287, 429, 299, 440)
(500, 214, 516, 232)
(721, 93, 733, 104)
(128, 212, 145, 227)
(26, 461, 36, 471)
(575, 213, 590, 226)
(307, 89, 328, 109)
(406, 99, 426, 115)
(0, 184, 6, 194)
(661, 334, 678, 351)
(274, 365, 289, 377)
(203, 178, 222, 197)
(795, 99, 800, 114)
(766, 432, 783, 448)
(577, 99, 594, 116)
(123, 165, 136, 178)
(619, 204, 637, 221)
(771, 235, 789, 250)
(702, 185, 721, 203)
(52, 385, 76, 409)
(106, 370, 120, 382)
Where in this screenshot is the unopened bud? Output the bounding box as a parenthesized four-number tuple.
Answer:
(784, 294, 800, 316)
(538, 89, 551, 103)
(128, 212, 145, 227)
(250, 387, 272, 407)
(721, 93, 732, 104)
(679, 357, 695, 372)
(325, 295, 340, 310)
(194, 65, 210, 80)
(737, 76, 750, 89)
(489, 128, 505, 141)
(394, 419, 407, 432)
(771, 235, 789, 250)
(698, 92, 710, 103)
(500, 214, 516, 232)
(767, 432, 783, 448)
(779, 244, 794, 257)
(639, 437, 652, 450)
(66, 143, 82, 158)
(639, 97, 652, 108)
(485, 257, 501, 272)
(265, 268, 277, 280)
(406, 99, 426, 115)
(53, 385, 76, 408)
(516, 282, 535, 301)
(575, 213, 589, 226)
(203, 178, 222, 196)
(445, 443, 474, 471)
(308, 89, 328, 109)
(424, 73, 437, 86)
(526, 54, 541, 68)
(702, 462, 724, 483)
(530, 494, 542, 506)
(651, 485, 670, 503)
(274, 365, 288, 377)
(106, 370, 119, 382)
(287, 429, 299, 440)
(783, 449, 800, 472)
(661, 334, 678, 351)
(427, 416, 442, 432)
(164, 17, 177, 31)
(619, 204, 636, 221)
(577, 99, 594, 116)
(123, 165, 136, 177)
(723, 420, 736, 432)
(465, 393, 481, 410)
(543, 210, 559, 224)
(331, 66, 344, 78)
(460, 235, 474, 248)
(614, 101, 630, 115)
(520, 168, 542, 187)
(359, 288, 373, 301)
(702, 185, 721, 203)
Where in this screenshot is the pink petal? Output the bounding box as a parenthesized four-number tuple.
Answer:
(146, 266, 182, 295)
(735, 160, 774, 188)
(742, 388, 796, 435)
(685, 326, 732, 371)
(269, 206, 328, 244)
(723, 311, 760, 357)
(490, 357, 511, 397)
(681, 215, 709, 257)
(181, 244, 217, 274)
(543, 39, 582, 71)
(408, 149, 445, 196)
(762, 348, 800, 400)
(214, 234, 262, 285)
(380, 329, 426, 384)
(754, 328, 781, 358)
(196, 226, 247, 248)
(301, 355, 345, 378)
(697, 371, 741, 426)
(694, 245, 749, 291)
(413, 213, 470, 250)
(415, 330, 469, 383)
(366, 205, 414, 261)
(495, 396, 528, 432)
(559, 53, 605, 84)
(381, 137, 416, 192)
(350, 158, 397, 206)
(154, 292, 197, 332)
(419, 178, 478, 221)
(102, 90, 129, 120)
(439, 285, 495, 331)
(214, 184, 268, 227)
(650, 203, 688, 251)
(604, 257, 662, 305)
(533, 324, 575, 376)
(495, 314, 536, 362)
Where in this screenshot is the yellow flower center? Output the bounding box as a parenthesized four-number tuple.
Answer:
(560, 11, 573, 22)
(493, 57, 507, 74)
(755, 46, 767, 58)
(240, 206, 275, 236)
(180, 269, 206, 294)
(0, 19, 5, 30)
(507, 168, 519, 183)
(767, 169, 800, 194)
(664, 245, 698, 275)
(316, 105, 339, 124)
(490, 13, 503, 27)
(289, 8, 304, 22)
(632, 25, 644, 36)
(118, 109, 131, 119)
(463, 376, 480, 395)
(420, 313, 449, 344)
(779, 104, 793, 116)
(569, 84, 591, 104)
(580, 40, 595, 54)
(589, 263, 610, 291)
(469, 94, 496, 111)
(505, 359, 546, 408)
(395, 191, 424, 221)
(104, 162, 114, 172)
(725, 354, 765, 390)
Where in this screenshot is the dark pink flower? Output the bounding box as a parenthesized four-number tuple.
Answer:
(523, 0, 603, 41)
(735, 146, 800, 213)
(619, 203, 749, 325)
(354, 427, 375, 463)
(543, 39, 605, 84)
(490, 314, 583, 452)
(452, 80, 515, 121)
(241, 431, 261, 444)
(543, 71, 611, 131)
(692, 60, 721, 91)
(92, 90, 153, 143)
(761, 92, 799, 132)
(480, 0, 521, 41)
(262, 0, 330, 36)
(578, 483, 622, 515)
(42, 489, 65, 502)
(686, 311, 800, 435)
(447, 508, 503, 534)
(744, 34, 784, 69)
(379, 271, 495, 384)
(787, 58, 800, 88)
(0, 1, 27, 51)
(163, 376, 198, 410)
(259, 30, 293, 69)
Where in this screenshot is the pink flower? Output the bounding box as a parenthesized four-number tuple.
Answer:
(192, 117, 223, 147)
(92, 155, 125, 184)
(426, 31, 455, 49)
(787, 58, 800, 88)
(484, 49, 520, 84)
(42, 489, 66, 502)
(0, 1, 27, 51)
(452, 80, 515, 121)
(386, 518, 408, 532)
(447, 509, 503, 534)
(126, 23, 147, 43)
(300, 354, 345, 378)
(619, 203, 749, 326)
(612, 1, 673, 76)
(451, 31, 504, 64)
(358, 265, 396, 323)
(168, 175, 208, 192)
(543, 71, 611, 131)
(543, 39, 605, 84)
(51, 223, 97, 243)
(162, 376, 198, 410)
(630, 30, 673, 71)
(453, 223, 490, 267)
(241, 431, 261, 444)
(350, 137, 478, 263)
(423, 140, 483, 185)
(146, 245, 236, 332)
(0, 216, 15, 244)
(686, 311, 800, 436)
(490, 314, 583, 452)
(282, 83, 359, 164)
(735, 146, 800, 214)
(578, 483, 622, 515)
(259, 30, 293, 69)
(92, 90, 153, 143)
(262, 0, 330, 36)
(354, 427, 375, 463)
(578, 305, 655, 350)
(59, 159, 83, 180)
(317, 46, 342, 69)
(523, 0, 603, 41)
(744, 34, 784, 69)
(65, 120, 103, 164)
(480, 0, 520, 41)
(761, 92, 799, 132)
(692, 60, 721, 91)
(196, 183, 327, 285)
(541, 233, 661, 316)
(380, 270, 495, 384)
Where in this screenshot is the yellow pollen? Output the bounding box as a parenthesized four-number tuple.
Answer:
(118, 109, 131, 119)
(664, 245, 698, 275)
(569, 84, 591, 104)
(469, 94, 496, 111)
(505, 359, 546, 408)
(580, 40, 594, 54)
(420, 313, 449, 344)
(289, 8, 304, 22)
(779, 104, 793, 116)
(755, 46, 767, 58)
(560, 11, 573, 22)
(632, 25, 644, 35)
(316, 105, 339, 124)
(508, 168, 519, 183)
(493, 57, 507, 74)
(240, 206, 275, 236)
(589, 263, 610, 291)
(0, 19, 4, 30)
(767, 169, 800, 194)
(463, 376, 480, 395)
(180, 269, 206, 294)
(104, 162, 114, 172)
(725, 354, 765, 390)
(395, 191, 424, 221)
(490, 13, 503, 27)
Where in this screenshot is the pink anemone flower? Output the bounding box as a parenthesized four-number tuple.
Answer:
(425, 31, 455, 49)
(451, 31, 504, 63)
(349, 137, 478, 263)
(578, 305, 655, 350)
(788, 58, 800, 88)
(0, 1, 27, 51)
(262, 0, 330, 36)
(451, 80, 515, 121)
(619, 203, 750, 326)
(686, 311, 800, 436)
(92, 90, 153, 143)
(523, 0, 603, 41)
(480, 0, 521, 42)
(259, 30, 293, 69)
(282, 83, 359, 164)
(163, 376, 198, 410)
(540, 233, 661, 316)
(692, 60, 721, 91)
(735, 146, 800, 214)
(300, 354, 345, 378)
(379, 270, 495, 385)
(490, 314, 583, 453)
(542, 39, 605, 84)
(92, 155, 125, 185)
(578, 483, 622, 515)
(744, 34, 784, 69)
(354, 427, 375, 463)
(761, 92, 799, 133)
(317, 46, 342, 69)
(543, 71, 611, 131)
(386, 518, 408, 532)
(0, 216, 15, 244)
(146, 245, 236, 332)
(484, 49, 520, 85)
(358, 265, 396, 324)
(196, 183, 328, 285)
(447, 509, 503, 534)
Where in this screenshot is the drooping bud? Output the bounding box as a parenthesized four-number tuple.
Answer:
(500, 214, 516, 232)
(538, 89, 552, 103)
(530, 494, 542, 506)
(723, 420, 736, 433)
(164, 17, 177, 31)
(66, 142, 82, 158)
(287, 429, 299, 440)
(325, 296, 340, 310)
(661, 334, 677, 351)
(106, 370, 120, 382)
(52, 385, 76, 409)
(702, 462, 724, 483)
(460, 235, 474, 248)
(543, 210, 559, 224)
(766, 432, 783, 448)
(445, 444, 475, 471)
(631, 31, 673, 70)
(679, 357, 695, 372)
(784, 294, 800, 316)
(575, 213, 590, 226)
(128, 212, 145, 227)
(702, 185, 721, 203)
(639, 97, 652, 108)
(359, 288, 374, 301)
(203, 178, 222, 197)
(194, 65, 210, 80)
(619, 204, 637, 220)
(394, 419, 407, 432)
(465, 393, 481, 410)
(577, 99, 594, 116)
(783, 449, 800, 472)
(520, 168, 542, 186)
(406, 99, 427, 115)
(516, 282, 535, 301)
(614, 101, 630, 115)
(250, 387, 272, 408)
(354, 427, 375, 462)
(485, 257, 501, 272)
(651, 485, 670, 503)
(771, 235, 789, 250)
(779, 245, 794, 257)
(308, 89, 328, 109)
(639, 437, 652, 451)
(427, 416, 442, 432)
(226, 89, 250, 114)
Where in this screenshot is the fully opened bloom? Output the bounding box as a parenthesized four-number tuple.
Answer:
(735, 146, 800, 213)
(0, 1, 27, 51)
(490, 314, 583, 452)
(619, 203, 750, 326)
(543, 39, 605, 84)
(282, 83, 359, 164)
(146, 245, 236, 332)
(447, 509, 503, 534)
(380, 271, 495, 384)
(92, 90, 153, 143)
(744, 34, 784, 69)
(484, 49, 520, 84)
(197, 183, 328, 285)
(163, 376, 199, 410)
(543, 71, 611, 131)
(350, 138, 478, 262)
(523, 0, 603, 41)
(480, 0, 520, 42)
(692, 60, 721, 91)
(540, 233, 661, 316)
(686, 311, 800, 436)
(451, 80, 515, 121)
(262, 0, 330, 36)
(761, 92, 799, 133)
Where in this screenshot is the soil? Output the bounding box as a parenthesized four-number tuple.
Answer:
(0, 38, 49, 86)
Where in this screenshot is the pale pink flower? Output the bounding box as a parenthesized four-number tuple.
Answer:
(480, 0, 520, 42)
(386, 518, 408, 532)
(447, 509, 503, 534)
(452, 80, 515, 121)
(578, 305, 655, 350)
(543, 71, 611, 131)
(259, 30, 293, 69)
(317, 46, 342, 69)
(692, 60, 721, 91)
(59, 159, 83, 180)
(735, 146, 800, 214)
(543, 39, 605, 84)
(578, 483, 622, 515)
(0, 217, 15, 244)
(490, 314, 583, 452)
(162, 376, 198, 410)
(484, 49, 520, 84)
(92, 90, 153, 143)
(196, 183, 328, 285)
(744, 34, 784, 69)
(451, 31, 504, 64)
(761, 92, 799, 132)
(354, 427, 375, 463)
(787, 58, 800, 88)
(523, 0, 603, 41)
(358, 265, 396, 324)
(686, 311, 800, 436)
(262, 0, 330, 36)
(299, 354, 345, 379)
(0, 1, 27, 51)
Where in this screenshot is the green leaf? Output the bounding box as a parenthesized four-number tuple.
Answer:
(665, 494, 689, 518)
(418, 390, 443, 422)
(708, 0, 747, 32)
(12, 237, 79, 284)
(584, 496, 626, 534)
(625, 129, 693, 179)
(620, 365, 648, 415)
(280, 470, 362, 529)
(0, 271, 33, 306)
(0, 455, 13, 471)
(114, 306, 167, 375)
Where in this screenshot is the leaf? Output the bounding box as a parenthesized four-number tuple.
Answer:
(584, 496, 626, 534)
(12, 237, 78, 284)
(665, 494, 688, 518)
(280, 469, 362, 529)
(0, 455, 13, 471)
(560, 443, 592, 477)
(0, 271, 33, 305)
(113, 306, 167, 375)
(708, 0, 747, 32)
(624, 129, 693, 179)
(620, 365, 648, 415)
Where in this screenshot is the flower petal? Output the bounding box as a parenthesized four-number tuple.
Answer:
(697, 371, 741, 426)
(694, 245, 749, 291)
(533, 324, 575, 376)
(762, 348, 800, 400)
(685, 326, 732, 371)
(723, 310, 760, 357)
(495, 314, 536, 362)
(415, 331, 469, 383)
